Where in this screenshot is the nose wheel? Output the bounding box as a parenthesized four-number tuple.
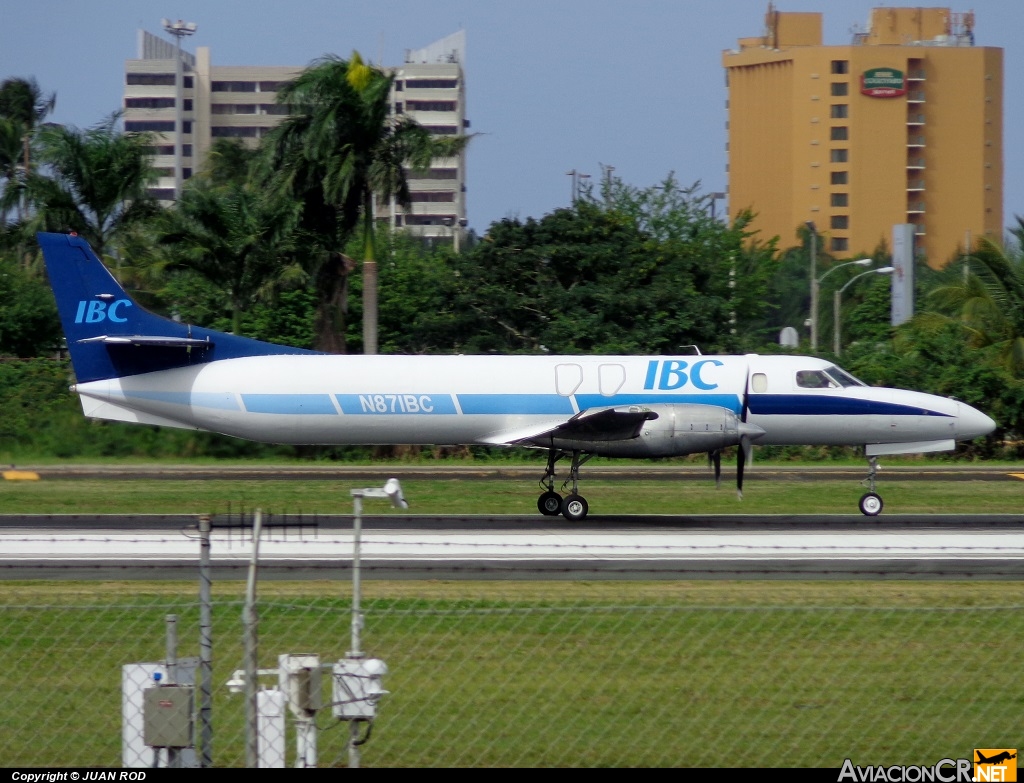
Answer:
(859, 456, 883, 516)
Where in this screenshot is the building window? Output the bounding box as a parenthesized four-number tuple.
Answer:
(183, 168, 193, 180)
(831, 237, 849, 252)
(126, 73, 175, 86)
(830, 171, 848, 185)
(831, 82, 849, 96)
(212, 104, 258, 115)
(830, 215, 849, 230)
(144, 145, 176, 156)
(830, 149, 848, 163)
(258, 81, 284, 92)
(421, 125, 459, 135)
(125, 97, 176, 110)
(410, 191, 456, 203)
(406, 100, 457, 112)
(183, 99, 193, 112)
(182, 121, 192, 134)
(211, 126, 259, 138)
(212, 81, 257, 92)
(147, 188, 177, 200)
(182, 144, 192, 156)
(830, 104, 848, 118)
(403, 214, 457, 226)
(830, 127, 849, 141)
(831, 60, 849, 75)
(259, 104, 290, 115)
(394, 102, 403, 114)
(831, 193, 849, 207)
(184, 76, 193, 89)
(404, 78, 458, 89)
(394, 80, 403, 91)
(125, 120, 175, 133)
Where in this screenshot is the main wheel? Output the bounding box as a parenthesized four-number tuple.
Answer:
(561, 494, 589, 522)
(537, 491, 562, 516)
(859, 492, 883, 516)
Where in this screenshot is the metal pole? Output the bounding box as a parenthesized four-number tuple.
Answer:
(809, 229, 819, 351)
(833, 290, 842, 355)
(349, 492, 364, 769)
(173, 35, 183, 199)
(198, 514, 213, 767)
(244, 509, 263, 769)
(165, 614, 180, 768)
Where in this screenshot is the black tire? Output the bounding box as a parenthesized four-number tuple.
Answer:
(561, 494, 589, 522)
(859, 492, 883, 516)
(538, 491, 562, 516)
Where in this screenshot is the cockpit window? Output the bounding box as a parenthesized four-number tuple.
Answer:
(796, 370, 837, 389)
(823, 365, 867, 387)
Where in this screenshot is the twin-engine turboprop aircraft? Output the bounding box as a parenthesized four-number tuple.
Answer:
(37, 232, 995, 519)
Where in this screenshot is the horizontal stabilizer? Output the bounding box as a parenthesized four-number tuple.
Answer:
(78, 335, 214, 349)
(79, 396, 200, 430)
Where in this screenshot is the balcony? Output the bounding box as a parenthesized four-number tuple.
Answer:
(907, 157, 926, 169)
(907, 134, 926, 148)
(907, 202, 926, 214)
(907, 89, 926, 103)
(907, 113, 926, 125)
(907, 180, 925, 191)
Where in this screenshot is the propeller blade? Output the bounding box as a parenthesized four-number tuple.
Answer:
(709, 450, 721, 488)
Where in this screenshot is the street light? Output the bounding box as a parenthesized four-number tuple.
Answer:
(833, 266, 894, 355)
(161, 18, 197, 200)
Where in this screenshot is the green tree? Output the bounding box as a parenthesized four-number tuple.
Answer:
(923, 234, 1024, 375)
(0, 253, 60, 357)
(155, 179, 301, 336)
(21, 115, 158, 256)
(0, 118, 25, 225)
(0, 76, 54, 221)
(265, 52, 466, 353)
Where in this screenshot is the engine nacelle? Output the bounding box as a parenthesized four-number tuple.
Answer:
(550, 404, 747, 458)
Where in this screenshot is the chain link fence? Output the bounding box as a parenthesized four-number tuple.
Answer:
(1, 533, 1022, 767)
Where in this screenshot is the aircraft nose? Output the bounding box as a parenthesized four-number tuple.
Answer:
(956, 402, 996, 441)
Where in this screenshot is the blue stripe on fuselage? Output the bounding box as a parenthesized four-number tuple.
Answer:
(457, 394, 575, 415)
(747, 395, 953, 417)
(241, 394, 337, 415)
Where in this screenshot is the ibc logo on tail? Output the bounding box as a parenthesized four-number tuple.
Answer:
(74, 299, 132, 324)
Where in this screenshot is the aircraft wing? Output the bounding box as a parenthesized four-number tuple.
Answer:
(479, 405, 658, 447)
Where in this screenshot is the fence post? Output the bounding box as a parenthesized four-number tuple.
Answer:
(244, 509, 263, 769)
(198, 514, 213, 767)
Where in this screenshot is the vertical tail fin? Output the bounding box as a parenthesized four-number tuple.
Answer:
(37, 232, 314, 383)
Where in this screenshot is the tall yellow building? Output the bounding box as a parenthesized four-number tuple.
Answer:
(723, 5, 1002, 265)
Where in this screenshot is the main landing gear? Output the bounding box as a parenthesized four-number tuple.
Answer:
(537, 449, 593, 521)
(858, 456, 883, 516)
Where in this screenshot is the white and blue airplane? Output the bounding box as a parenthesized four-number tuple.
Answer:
(38, 231, 995, 519)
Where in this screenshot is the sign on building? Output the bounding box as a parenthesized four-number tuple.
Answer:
(861, 68, 906, 98)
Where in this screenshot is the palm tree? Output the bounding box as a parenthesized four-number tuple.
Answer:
(923, 235, 1024, 375)
(265, 52, 466, 353)
(22, 114, 158, 257)
(0, 77, 55, 175)
(0, 118, 23, 224)
(155, 179, 301, 336)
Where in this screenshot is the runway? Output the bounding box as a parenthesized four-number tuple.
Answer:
(2, 513, 1023, 580)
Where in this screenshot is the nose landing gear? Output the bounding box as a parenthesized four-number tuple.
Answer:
(858, 456, 883, 516)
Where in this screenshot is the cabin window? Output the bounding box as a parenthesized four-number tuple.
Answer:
(751, 373, 768, 393)
(555, 363, 583, 396)
(796, 370, 837, 389)
(598, 364, 626, 396)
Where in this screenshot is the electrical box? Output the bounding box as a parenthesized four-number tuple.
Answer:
(143, 685, 194, 748)
(332, 658, 388, 720)
(278, 654, 322, 717)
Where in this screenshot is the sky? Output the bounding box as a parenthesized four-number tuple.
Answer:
(2, 0, 1021, 242)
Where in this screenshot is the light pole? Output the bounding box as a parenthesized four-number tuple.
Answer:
(566, 169, 591, 203)
(834, 266, 894, 355)
(161, 18, 197, 200)
(806, 221, 818, 351)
